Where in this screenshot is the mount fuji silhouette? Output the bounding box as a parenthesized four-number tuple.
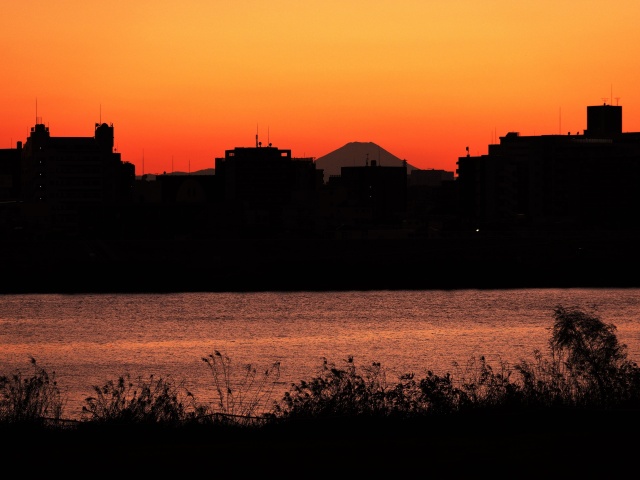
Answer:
(314, 141, 418, 182)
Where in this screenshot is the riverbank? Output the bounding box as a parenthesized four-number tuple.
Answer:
(2, 233, 640, 293)
(5, 409, 639, 476)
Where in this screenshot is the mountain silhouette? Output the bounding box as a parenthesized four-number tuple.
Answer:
(136, 168, 215, 179)
(170, 168, 215, 176)
(314, 141, 418, 182)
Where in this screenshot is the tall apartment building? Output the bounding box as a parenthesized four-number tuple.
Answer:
(214, 140, 322, 234)
(0, 142, 22, 235)
(20, 120, 135, 234)
(456, 104, 640, 234)
(337, 158, 408, 224)
(0, 142, 21, 201)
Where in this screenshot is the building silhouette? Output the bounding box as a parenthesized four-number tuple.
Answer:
(18, 120, 135, 235)
(321, 156, 409, 238)
(214, 140, 322, 236)
(0, 142, 22, 235)
(456, 103, 640, 235)
(0, 143, 21, 201)
(406, 168, 458, 238)
(128, 172, 218, 239)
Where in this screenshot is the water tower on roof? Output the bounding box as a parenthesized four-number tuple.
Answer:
(585, 103, 622, 138)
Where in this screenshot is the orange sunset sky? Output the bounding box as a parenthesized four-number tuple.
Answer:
(2, 1, 640, 175)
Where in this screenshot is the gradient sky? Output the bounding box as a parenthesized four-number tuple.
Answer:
(3, 1, 640, 175)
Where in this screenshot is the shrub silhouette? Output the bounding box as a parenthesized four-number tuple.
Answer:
(81, 373, 209, 426)
(500, 305, 640, 410)
(0, 356, 65, 426)
(202, 350, 281, 423)
(270, 356, 388, 420)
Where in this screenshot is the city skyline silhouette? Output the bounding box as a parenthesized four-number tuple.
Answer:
(2, 100, 640, 293)
(3, 2, 640, 175)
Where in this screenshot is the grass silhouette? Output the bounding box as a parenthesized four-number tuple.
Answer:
(1, 305, 639, 475)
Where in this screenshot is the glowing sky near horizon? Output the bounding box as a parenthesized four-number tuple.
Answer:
(2, 1, 640, 175)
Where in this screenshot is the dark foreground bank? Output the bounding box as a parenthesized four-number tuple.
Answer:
(3, 234, 640, 293)
(4, 409, 639, 477)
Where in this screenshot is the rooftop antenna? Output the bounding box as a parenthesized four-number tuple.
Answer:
(601, 97, 609, 105)
(615, 97, 621, 105)
(256, 124, 259, 148)
(268, 126, 270, 146)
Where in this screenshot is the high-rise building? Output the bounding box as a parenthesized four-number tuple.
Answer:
(214, 141, 321, 234)
(456, 103, 640, 233)
(20, 120, 135, 234)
